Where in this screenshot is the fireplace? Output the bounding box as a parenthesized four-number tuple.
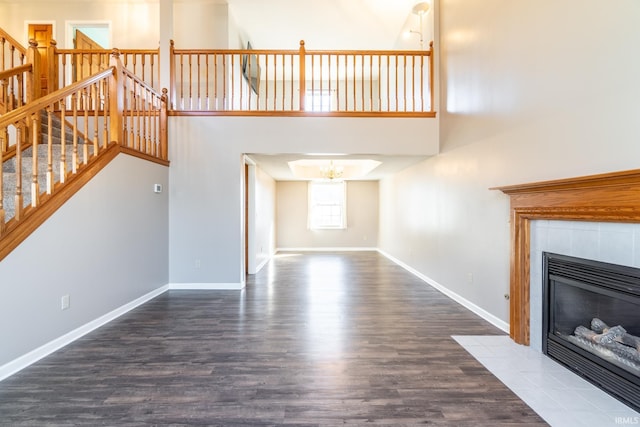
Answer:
(543, 252, 640, 411)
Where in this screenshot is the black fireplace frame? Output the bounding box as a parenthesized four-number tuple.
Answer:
(542, 252, 640, 412)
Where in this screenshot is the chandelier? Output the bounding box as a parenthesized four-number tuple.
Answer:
(320, 161, 343, 180)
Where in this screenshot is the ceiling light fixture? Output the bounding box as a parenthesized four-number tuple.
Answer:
(320, 161, 344, 181)
(409, 1, 430, 50)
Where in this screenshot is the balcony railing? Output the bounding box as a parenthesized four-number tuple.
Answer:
(170, 40, 435, 117)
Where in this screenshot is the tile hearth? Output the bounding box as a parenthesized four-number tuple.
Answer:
(454, 335, 640, 427)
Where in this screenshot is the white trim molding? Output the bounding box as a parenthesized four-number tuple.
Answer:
(378, 250, 509, 334)
(0, 285, 169, 382)
(276, 247, 378, 252)
(254, 253, 274, 274)
(168, 282, 246, 290)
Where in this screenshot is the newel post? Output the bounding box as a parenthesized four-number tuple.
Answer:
(109, 49, 125, 145)
(47, 39, 58, 93)
(429, 41, 435, 114)
(169, 40, 176, 109)
(26, 39, 41, 102)
(160, 88, 168, 160)
(298, 40, 306, 111)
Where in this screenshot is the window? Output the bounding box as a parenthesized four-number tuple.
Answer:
(308, 181, 346, 229)
(305, 89, 333, 112)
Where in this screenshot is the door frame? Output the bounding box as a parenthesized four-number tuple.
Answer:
(243, 155, 257, 275)
(65, 21, 112, 49)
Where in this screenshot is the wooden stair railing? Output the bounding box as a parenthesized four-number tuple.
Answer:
(0, 50, 168, 260)
(1, 28, 27, 72)
(0, 40, 41, 155)
(170, 40, 436, 117)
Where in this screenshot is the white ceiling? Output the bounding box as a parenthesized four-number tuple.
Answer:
(225, 0, 428, 50)
(231, 0, 434, 181)
(247, 153, 428, 181)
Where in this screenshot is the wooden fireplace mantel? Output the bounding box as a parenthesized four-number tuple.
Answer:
(492, 169, 640, 345)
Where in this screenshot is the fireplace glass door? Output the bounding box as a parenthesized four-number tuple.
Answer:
(543, 252, 640, 411)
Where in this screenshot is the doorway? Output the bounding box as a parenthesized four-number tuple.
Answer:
(66, 23, 110, 49)
(244, 157, 257, 276)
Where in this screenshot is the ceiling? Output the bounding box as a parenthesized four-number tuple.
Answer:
(247, 153, 429, 181)
(225, 0, 429, 50)
(230, 0, 434, 181)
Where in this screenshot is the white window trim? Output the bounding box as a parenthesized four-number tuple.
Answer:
(305, 89, 336, 112)
(308, 181, 347, 230)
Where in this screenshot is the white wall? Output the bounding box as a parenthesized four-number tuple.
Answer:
(168, 116, 436, 286)
(379, 0, 640, 324)
(276, 181, 378, 249)
(0, 154, 169, 366)
(253, 165, 277, 270)
(0, 1, 159, 48)
(173, 2, 228, 48)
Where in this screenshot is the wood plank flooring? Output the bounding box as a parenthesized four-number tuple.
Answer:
(0, 251, 547, 426)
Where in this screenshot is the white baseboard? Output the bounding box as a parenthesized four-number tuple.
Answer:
(378, 249, 510, 334)
(254, 252, 275, 273)
(0, 284, 169, 382)
(276, 247, 378, 252)
(168, 282, 245, 290)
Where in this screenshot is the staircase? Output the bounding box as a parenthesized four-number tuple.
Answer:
(2, 112, 93, 222)
(1, 48, 167, 261)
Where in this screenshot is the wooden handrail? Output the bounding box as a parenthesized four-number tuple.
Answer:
(0, 68, 114, 128)
(171, 40, 436, 116)
(0, 63, 32, 80)
(0, 28, 27, 54)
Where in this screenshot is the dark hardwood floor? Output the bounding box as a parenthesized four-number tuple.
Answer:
(0, 251, 547, 426)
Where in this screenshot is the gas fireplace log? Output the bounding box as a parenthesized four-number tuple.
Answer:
(591, 318, 640, 351)
(574, 326, 640, 364)
(567, 334, 640, 373)
(574, 326, 598, 340)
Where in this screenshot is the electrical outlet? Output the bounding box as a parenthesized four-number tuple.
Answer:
(195, 259, 201, 269)
(467, 273, 473, 284)
(61, 295, 70, 310)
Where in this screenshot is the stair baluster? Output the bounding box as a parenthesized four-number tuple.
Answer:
(71, 92, 78, 173)
(46, 107, 53, 194)
(59, 98, 67, 183)
(30, 113, 39, 207)
(82, 87, 89, 165)
(14, 123, 23, 221)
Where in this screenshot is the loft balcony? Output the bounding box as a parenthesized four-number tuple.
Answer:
(170, 40, 435, 117)
(2, 33, 436, 118)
